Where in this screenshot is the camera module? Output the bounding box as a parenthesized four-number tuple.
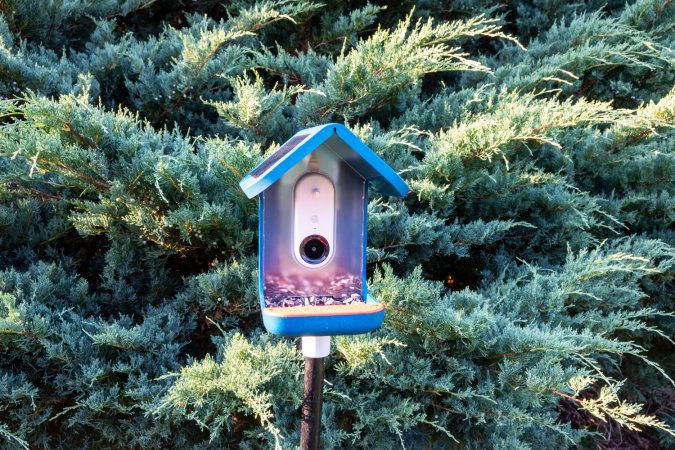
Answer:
(300, 235, 329, 264)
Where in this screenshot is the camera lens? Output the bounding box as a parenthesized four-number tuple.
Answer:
(300, 235, 329, 264)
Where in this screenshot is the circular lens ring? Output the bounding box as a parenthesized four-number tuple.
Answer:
(300, 235, 330, 264)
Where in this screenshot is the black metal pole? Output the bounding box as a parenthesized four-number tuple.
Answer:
(300, 356, 324, 450)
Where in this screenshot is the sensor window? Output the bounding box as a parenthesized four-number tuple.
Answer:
(300, 235, 330, 264)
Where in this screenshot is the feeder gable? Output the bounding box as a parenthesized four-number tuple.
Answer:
(239, 123, 408, 199)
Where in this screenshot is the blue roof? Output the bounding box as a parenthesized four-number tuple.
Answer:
(239, 123, 409, 198)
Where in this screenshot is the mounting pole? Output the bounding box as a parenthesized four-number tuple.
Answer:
(300, 336, 330, 450)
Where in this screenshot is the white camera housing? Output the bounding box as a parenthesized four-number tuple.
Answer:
(293, 173, 335, 269)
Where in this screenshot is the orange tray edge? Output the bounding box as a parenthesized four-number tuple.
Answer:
(264, 303, 384, 318)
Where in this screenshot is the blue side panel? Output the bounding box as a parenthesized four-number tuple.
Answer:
(362, 189, 369, 298)
(262, 294, 385, 337)
(258, 195, 265, 313)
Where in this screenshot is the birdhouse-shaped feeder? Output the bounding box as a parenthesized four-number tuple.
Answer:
(239, 123, 409, 336)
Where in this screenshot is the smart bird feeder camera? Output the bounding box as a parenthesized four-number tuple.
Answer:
(239, 123, 409, 337)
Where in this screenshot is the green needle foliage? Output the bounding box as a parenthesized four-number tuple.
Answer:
(0, 0, 673, 448)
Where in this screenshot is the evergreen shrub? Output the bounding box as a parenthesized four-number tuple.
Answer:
(0, 0, 673, 448)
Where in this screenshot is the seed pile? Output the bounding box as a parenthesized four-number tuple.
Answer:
(264, 273, 363, 308)
(264, 293, 363, 308)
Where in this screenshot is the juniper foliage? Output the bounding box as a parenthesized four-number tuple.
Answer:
(0, 0, 673, 448)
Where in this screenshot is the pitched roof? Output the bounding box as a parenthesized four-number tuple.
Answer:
(239, 123, 409, 198)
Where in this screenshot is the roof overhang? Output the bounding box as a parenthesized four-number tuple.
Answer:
(239, 123, 409, 198)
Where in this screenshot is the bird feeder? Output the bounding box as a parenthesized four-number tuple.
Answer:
(239, 123, 409, 338)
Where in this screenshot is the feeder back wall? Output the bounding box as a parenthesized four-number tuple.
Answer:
(261, 138, 365, 302)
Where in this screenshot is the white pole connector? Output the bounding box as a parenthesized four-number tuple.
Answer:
(301, 336, 331, 358)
